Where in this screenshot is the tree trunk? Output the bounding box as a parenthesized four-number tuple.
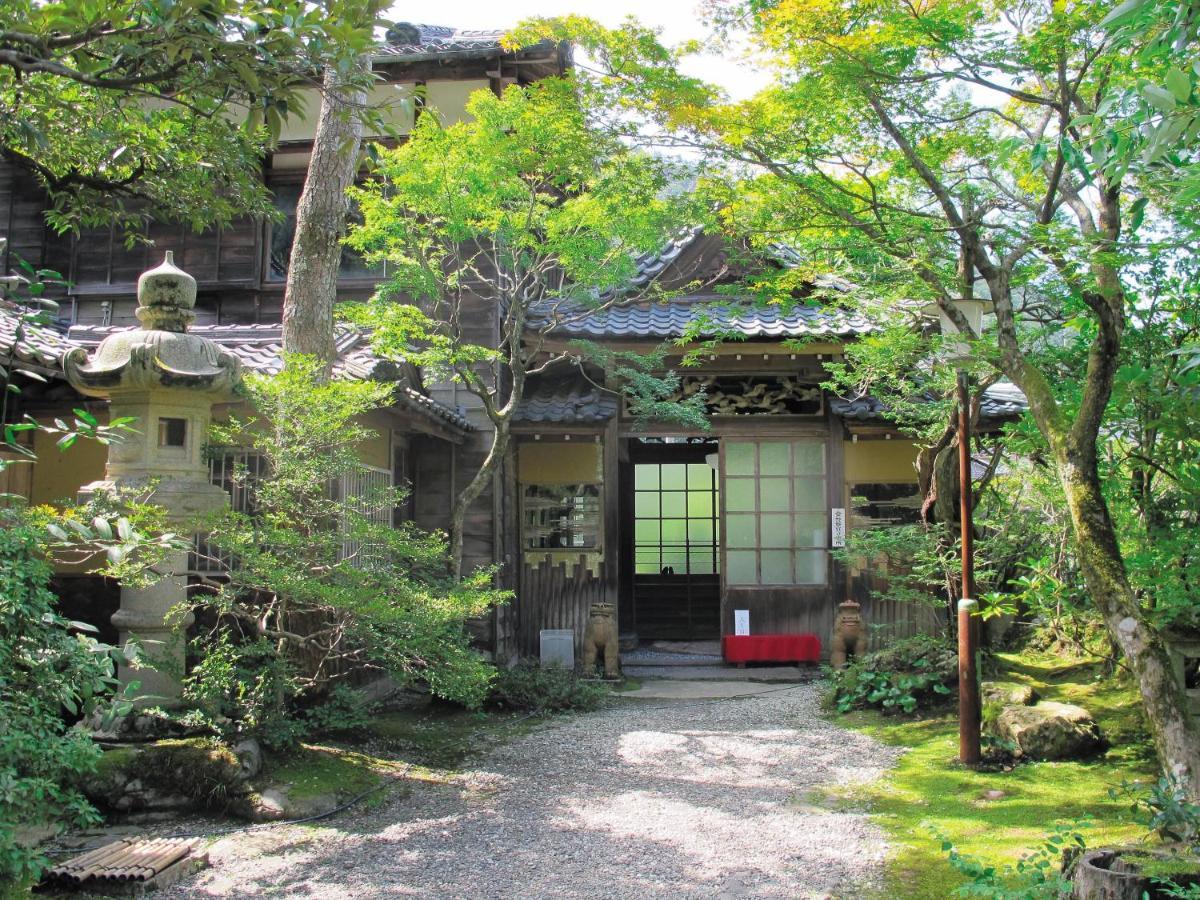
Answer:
(282, 57, 369, 372)
(448, 420, 511, 579)
(1057, 450, 1200, 796)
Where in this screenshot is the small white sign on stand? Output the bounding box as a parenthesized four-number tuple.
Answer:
(734, 609, 750, 636)
(831, 508, 847, 548)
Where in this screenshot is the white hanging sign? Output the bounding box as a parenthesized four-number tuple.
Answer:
(734, 609, 750, 636)
(831, 508, 847, 548)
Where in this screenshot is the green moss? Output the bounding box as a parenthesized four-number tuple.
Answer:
(365, 706, 538, 772)
(835, 651, 1158, 899)
(1135, 852, 1200, 881)
(91, 739, 245, 809)
(266, 744, 395, 802)
(146, 738, 245, 807)
(93, 747, 138, 782)
(612, 677, 643, 693)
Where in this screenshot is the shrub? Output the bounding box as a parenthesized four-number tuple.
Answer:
(936, 822, 1086, 899)
(1112, 775, 1200, 848)
(181, 632, 304, 752)
(303, 686, 376, 737)
(0, 518, 124, 886)
(180, 639, 378, 749)
(489, 665, 610, 713)
(829, 634, 956, 715)
(180, 361, 505, 749)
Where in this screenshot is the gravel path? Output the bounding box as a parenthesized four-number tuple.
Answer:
(163, 682, 899, 899)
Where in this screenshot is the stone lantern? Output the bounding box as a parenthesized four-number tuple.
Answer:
(64, 252, 242, 702)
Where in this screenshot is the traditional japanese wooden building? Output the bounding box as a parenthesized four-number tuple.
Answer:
(503, 229, 1024, 661)
(0, 24, 1024, 666)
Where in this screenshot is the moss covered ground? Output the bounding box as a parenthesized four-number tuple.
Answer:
(832, 651, 1158, 898)
(265, 744, 399, 803)
(261, 702, 547, 808)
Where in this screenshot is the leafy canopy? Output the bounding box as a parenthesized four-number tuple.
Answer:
(348, 78, 700, 315)
(0, 0, 380, 238)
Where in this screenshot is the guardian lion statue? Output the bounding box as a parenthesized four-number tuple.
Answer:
(582, 601, 620, 679)
(830, 599, 864, 669)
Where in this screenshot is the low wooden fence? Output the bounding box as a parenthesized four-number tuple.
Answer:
(853, 569, 947, 649)
(517, 555, 607, 660)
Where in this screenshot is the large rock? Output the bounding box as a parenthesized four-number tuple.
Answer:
(995, 701, 1106, 760)
(228, 786, 341, 823)
(86, 738, 252, 813)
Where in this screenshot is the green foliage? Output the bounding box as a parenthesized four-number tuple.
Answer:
(1094, 0, 1200, 225)
(302, 685, 376, 737)
(518, 10, 1200, 786)
(0, 515, 126, 885)
(821, 327, 959, 445)
(349, 78, 701, 315)
(1104, 256, 1200, 633)
(1156, 879, 1200, 900)
(828, 635, 955, 715)
(935, 822, 1086, 899)
(0, 388, 188, 886)
(572, 341, 710, 432)
(842, 651, 1153, 896)
(345, 77, 710, 565)
(832, 525, 951, 610)
(0, 0, 383, 239)
(1112, 776, 1200, 847)
(182, 633, 303, 752)
(488, 665, 610, 714)
(187, 357, 501, 749)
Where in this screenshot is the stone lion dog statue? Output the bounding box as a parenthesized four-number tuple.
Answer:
(582, 601, 620, 678)
(830, 599, 864, 669)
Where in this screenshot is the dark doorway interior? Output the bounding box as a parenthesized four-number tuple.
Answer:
(626, 439, 720, 640)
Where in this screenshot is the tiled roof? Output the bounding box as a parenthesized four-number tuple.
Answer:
(530, 228, 869, 340)
(601, 228, 855, 299)
(64, 323, 473, 432)
(537, 296, 877, 340)
(0, 305, 77, 378)
(515, 381, 619, 424)
(377, 23, 509, 60)
(831, 382, 1027, 423)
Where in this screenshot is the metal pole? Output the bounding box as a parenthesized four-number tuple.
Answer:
(957, 368, 981, 766)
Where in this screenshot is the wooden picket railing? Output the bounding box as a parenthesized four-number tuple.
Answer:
(518, 555, 607, 660)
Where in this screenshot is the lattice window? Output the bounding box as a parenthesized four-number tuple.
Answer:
(193, 453, 395, 573)
(523, 484, 601, 551)
(191, 449, 266, 574)
(633, 462, 719, 575)
(723, 440, 828, 585)
(337, 464, 395, 567)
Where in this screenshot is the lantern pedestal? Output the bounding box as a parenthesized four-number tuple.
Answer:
(65, 253, 242, 703)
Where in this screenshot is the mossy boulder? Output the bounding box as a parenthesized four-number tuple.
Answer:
(87, 738, 251, 813)
(995, 701, 1106, 761)
(982, 681, 1038, 707)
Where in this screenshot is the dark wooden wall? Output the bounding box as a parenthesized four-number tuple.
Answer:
(0, 163, 71, 285)
(517, 555, 606, 661)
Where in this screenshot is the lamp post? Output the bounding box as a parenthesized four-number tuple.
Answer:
(934, 270, 987, 767)
(956, 366, 980, 766)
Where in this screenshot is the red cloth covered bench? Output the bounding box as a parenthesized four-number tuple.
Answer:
(722, 634, 821, 665)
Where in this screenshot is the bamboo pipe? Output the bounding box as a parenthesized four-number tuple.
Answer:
(66, 840, 136, 881)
